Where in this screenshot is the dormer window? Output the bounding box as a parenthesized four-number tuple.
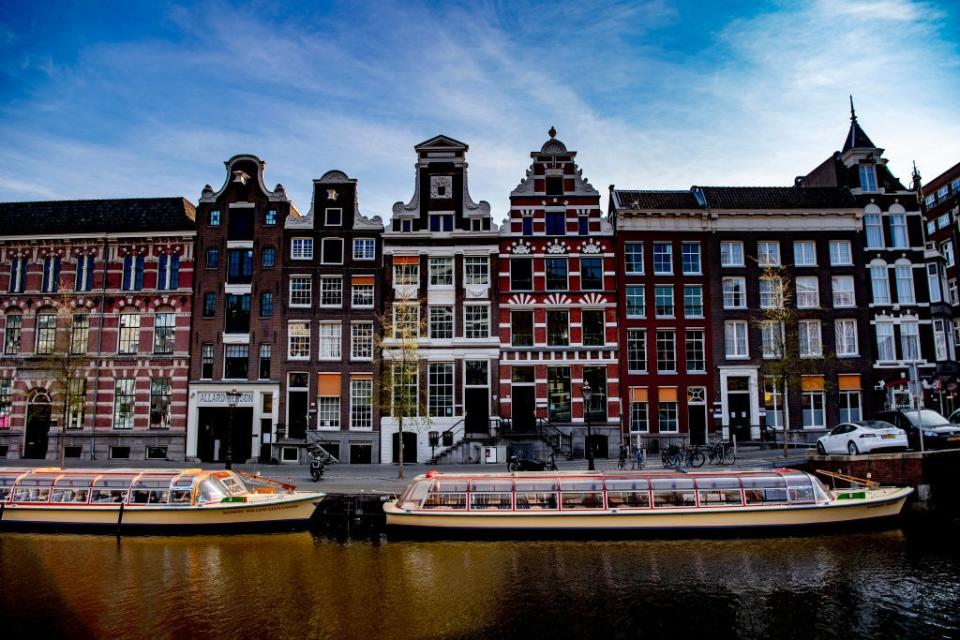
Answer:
(429, 212, 453, 232)
(325, 208, 342, 226)
(859, 165, 878, 192)
(400, 219, 413, 232)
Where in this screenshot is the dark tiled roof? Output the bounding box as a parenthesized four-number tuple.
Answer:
(842, 120, 878, 152)
(614, 187, 856, 210)
(0, 197, 196, 235)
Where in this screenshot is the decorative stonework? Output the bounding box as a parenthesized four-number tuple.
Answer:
(543, 293, 573, 306)
(546, 240, 568, 254)
(430, 176, 453, 199)
(510, 241, 533, 255)
(581, 242, 602, 254)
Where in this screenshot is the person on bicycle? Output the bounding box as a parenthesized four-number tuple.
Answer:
(633, 445, 644, 470)
(617, 443, 628, 469)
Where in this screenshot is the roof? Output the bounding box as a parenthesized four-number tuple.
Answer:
(842, 119, 878, 152)
(614, 186, 856, 210)
(0, 197, 196, 236)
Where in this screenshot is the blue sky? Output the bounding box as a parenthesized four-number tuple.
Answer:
(1, 0, 958, 218)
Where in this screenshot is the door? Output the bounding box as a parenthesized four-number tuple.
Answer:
(350, 443, 372, 464)
(728, 394, 751, 441)
(512, 386, 536, 432)
(688, 404, 708, 445)
(586, 434, 608, 459)
(24, 403, 51, 459)
(465, 388, 489, 435)
(392, 431, 417, 463)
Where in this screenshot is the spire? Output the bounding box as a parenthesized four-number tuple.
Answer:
(912, 161, 923, 193)
(850, 94, 857, 122)
(548, 126, 557, 139)
(842, 96, 877, 152)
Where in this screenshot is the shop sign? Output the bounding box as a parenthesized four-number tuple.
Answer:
(197, 391, 255, 406)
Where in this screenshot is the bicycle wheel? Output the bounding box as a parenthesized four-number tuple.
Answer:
(723, 446, 737, 465)
(690, 450, 705, 468)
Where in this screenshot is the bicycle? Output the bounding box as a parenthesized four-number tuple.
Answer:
(667, 444, 705, 470)
(617, 445, 629, 470)
(707, 440, 737, 465)
(631, 447, 645, 470)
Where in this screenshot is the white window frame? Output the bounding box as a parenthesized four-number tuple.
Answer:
(900, 320, 920, 361)
(835, 319, 859, 357)
(895, 263, 915, 304)
(350, 378, 373, 430)
(353, 238, 375, 261)
(871, 263, 891, 304)
(351, 322, 374, 361)
(464, 304, 489, 339)
(318, 322, 342, 360)
(429, 306, 454, 340)
(876, 322, 896, 362)
(291, 237, 313, 260)
(287, 321, 310, 360)
(793, 241, 817, 267)
(722, 277, 746, 309)
(321, 238, 344, 265)
(864, 214, 884, 249)
(829, 240, 852, 266)
(320, 276, 343, 308)
(798, 320, 822, 358)
(757, 241, 780, 267)
(889, 214, 908, 249)
(831, 275, 855, 308)
(464, 257, 489, 286)
(720, 241, 744, 267)
(796, 276, 820, 309)
(289, 275, 312, 308)
(724, 321, 749, 359)
(351, 283, 374, 308)
(429, 257, 454, 288)
(760, 321, 783, 359)
(325, 207, 342, 227)
(681, 242, 701, 275)
(652, 242, 673, 275)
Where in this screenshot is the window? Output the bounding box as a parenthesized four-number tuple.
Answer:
(351, 323, 374, 360)
(8, 256, 27, 293)
(522, 216, 533, 236)
(511, 259, 532, 290)
(201, 344, 214, 379)
(0, 380, 12, 428)
(428, 363, 455, 417)
(206, 248, 219, 269)
(393, 303, 419, 338)
(793, 241, 816, 266)
(871, 264, 890, 304)
(464, 257, 489, 285)
(224, 345, 248, 379)
(225, 292, 251, 334)
(724, 321, 748, 358)
(625, 243, 644, 274)
(864, 214, 884, 248)
(353, 238, 376, 261)
(352, 283, 374, 308)
(654, 285, 674, 317)
(686, 330, 705, 372)
(259, 344, 271, 379)
(830, 240, 852, 265)
(429, 212, 454, 232)
(120, 255, 143, 291)
(889, 214, 908, 248)
(510, 311, 533, 346)
(895, 264, 915, 304)
(626, 286, 645, 318)
(928, 219, 937, 236)
(832, 276, 855, 307)
(901, 321, 920, 361)
(840, 391, 862, 423)
(942, 241, 955, 268)
(656, 330, 676, 372)
(802, 387, 825, 428)
(227, 249, 253, 284)
(118, 312, 140, 354)
(934, 318, 950, 361)
(288, 322, 310, 359)
(545, 258, 568, 290)
(325, 208, 342, 226)
(547, 311, 569, 346)
(630, 395, 649, 432)
(318, 323, 342, 359)
(764, 380, 784, 429)
(582, 309, 604, 346)
(430, 306, 454, 340)
(394, 262, 419, 286)
(580, 258, 603, 290)
(41, 256, 61, 293)
(722, 278, 746, 309)
(626, 329, 647, 372)
(799, 320, 822, 357)
(399, 219, 413, 232)
(653, 243, 672, 274)
(547, 367, 571, 421)
(429, 258, 454, 287)
(578, 215, 589, 236)
(546, 211, 565, 235)
(208, 210, 220, 226)
(113, 379, 136, 430)
(464, 305, 489, 339)
(153, 312, 175, 354)
(683, 286, 703, 318)
(317, 394, 341, 429)
(757, 241, 780, 267)
(75, 254, 95, 291)
(659, 402, 678, 432)
(203, 293, 216, 317)
(721, 242, 744, 267)
(149, 378, 172, 429)
(320, 277, 343, 307)
(351, 378, 373, 430)
(859, 164, 877, 192)
(291, 238, 313, 260)
(34, 312, 56, 354)
(939, 213, 952, 230)
(759, 277, 783, 309)
(761, 322, 783, 359)
(321, 238, 344, 264)
(835, 319, 859, 356)
(950, 279, 959, 306)
(4, 313, 22, 354)
(265, 209, 277, 226)
(260, 292, 273, 317)
(70, 314, 88, 355)
(796, 276, 819, 308)
(289, 276, 312, 307)
(876, 322, 896, 361)
(391, 362, 419, 417)
(681, 242, 701, 274)
(157, 254, 180, 290)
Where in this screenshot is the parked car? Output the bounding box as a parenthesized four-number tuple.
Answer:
(816, 421, 908, 455)
(873, 409, 960, 450)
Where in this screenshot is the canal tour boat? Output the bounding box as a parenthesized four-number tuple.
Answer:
(0, 468, 324, 532)
(383, 469, 912, 534)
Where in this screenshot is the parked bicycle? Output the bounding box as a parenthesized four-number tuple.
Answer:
(617, 443, 629, 470)
(706, 440, 737, 465)
(631, 446, 645, 470)
(665, 444, 705, 470)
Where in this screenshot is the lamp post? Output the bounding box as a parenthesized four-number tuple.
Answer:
(582, 382, 595, 471)
(225, 388, 242, 470)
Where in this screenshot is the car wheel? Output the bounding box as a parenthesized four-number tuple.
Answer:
(816, 442, 826, 455)
(847, 441, 859, 456)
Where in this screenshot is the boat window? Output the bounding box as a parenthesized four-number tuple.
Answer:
(51, 477, 94, 503)
(435, 480, 469, 493)
(741, 476, 788, 504)
(784, 474, 816, 503)
(90, 477, 133, 503)
(605, 478, 651, 509)
(398, 480, 432, 510)
(694, 477, 742, 506)
(469, 479, 514, 493)
(13, 478, 55, 502)
(129, 477, 174, 505)
(606, 478, 649, 491)
(469, 492, 513, 510)
(694, 477, 740, 490)
(560, 491, 605, 510)
(422, 482, 467, 510)
(0, 476, 19, 501)
(651, 478, 696, 508)
(197, 478, 228, 504)
(514, 479, 559, 492)
(559, 479, 603, 492)
(220, 476, 247, 496)
(515, 491, 558, 510)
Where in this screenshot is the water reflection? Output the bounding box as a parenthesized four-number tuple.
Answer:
(1, 524, 958, 640)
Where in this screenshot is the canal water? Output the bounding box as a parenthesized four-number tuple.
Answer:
(2, 519, 958, 640)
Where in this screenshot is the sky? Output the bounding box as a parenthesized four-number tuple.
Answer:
(1, 0, 958, 220)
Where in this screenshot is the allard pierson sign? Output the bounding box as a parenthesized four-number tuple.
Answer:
(197, 391, 255, 406)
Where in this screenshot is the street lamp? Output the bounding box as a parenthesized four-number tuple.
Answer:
(582, 382, 595, 471)
(225, 388, 242, 470)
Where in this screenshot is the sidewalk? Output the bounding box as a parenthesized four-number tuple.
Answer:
(0, 446, 807, 495)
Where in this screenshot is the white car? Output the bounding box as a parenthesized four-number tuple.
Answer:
(816, 421, 909, 455)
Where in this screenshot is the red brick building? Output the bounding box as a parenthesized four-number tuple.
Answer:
(497, 130, 620, 459)
(0, 198, 195, 460)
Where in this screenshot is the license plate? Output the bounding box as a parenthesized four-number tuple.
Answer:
(882, 434, 895, 439)
(949, 436, 960, 442)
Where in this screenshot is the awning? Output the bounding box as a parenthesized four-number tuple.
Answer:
(318, 373, 341, 396)
(393, 256, 419, 265)
(658, 387, 678, 403)
(352, 275, 374, 285)
(800, 376, 825, 392)
(838, 374, 861, 391)
(630, 387, 648, 403)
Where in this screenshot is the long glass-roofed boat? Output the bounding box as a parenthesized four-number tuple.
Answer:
(383, 469, 912, 534)
(0, 468, 324, 532)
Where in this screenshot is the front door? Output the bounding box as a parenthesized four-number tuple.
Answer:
(24, 403, 51, 459)
(585, 434, 608, 459)
(465, 388, 489, 435)
(689, 404, 707, 445)
(512, 386, 536, 432)
(392, 431, 417, 463)
(728, 394, 751, 442)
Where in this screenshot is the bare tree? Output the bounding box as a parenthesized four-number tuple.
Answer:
(375, 293, 430, 478)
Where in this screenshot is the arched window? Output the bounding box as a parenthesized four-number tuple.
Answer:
(894, 260, 915, 305)
(869, 260, 890, 305)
